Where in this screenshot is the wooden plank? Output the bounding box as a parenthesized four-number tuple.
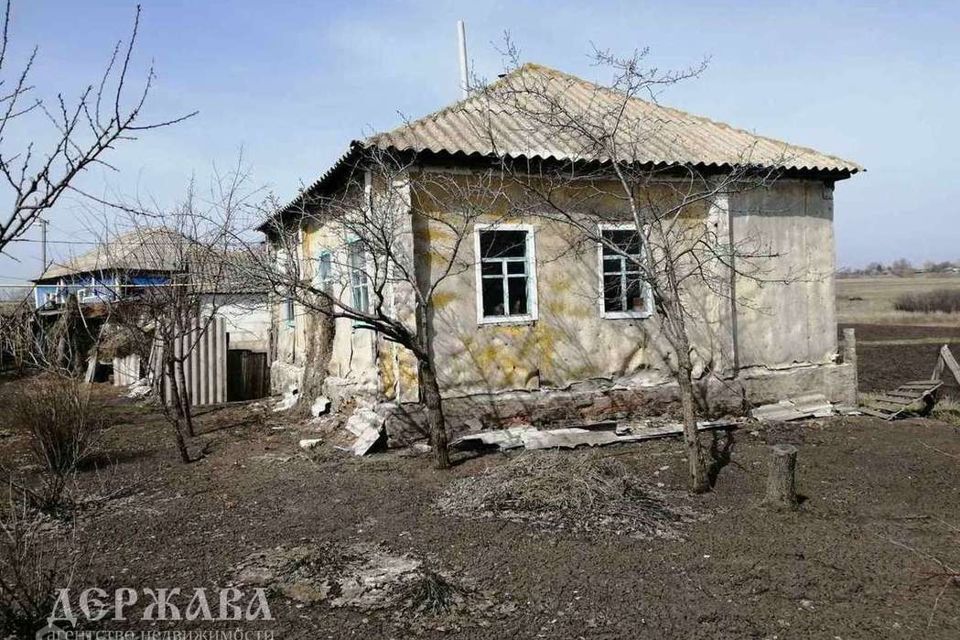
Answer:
(900, 380, 941, 388)
(886, 390, 921, 399)
(873, 401, 912, 413)
(859, 407, 893, 419)
(875, 395, 916, 406)
(941, 345, 960, 385)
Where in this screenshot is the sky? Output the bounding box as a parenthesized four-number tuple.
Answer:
(2, 0, 958, 286)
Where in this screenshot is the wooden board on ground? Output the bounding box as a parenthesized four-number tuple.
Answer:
(864, 380, 942, 421)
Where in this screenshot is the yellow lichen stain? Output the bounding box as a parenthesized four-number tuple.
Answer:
(431, 290, 458, 310)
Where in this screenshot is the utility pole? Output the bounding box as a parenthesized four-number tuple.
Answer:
(457, 20, 469, 99)
(39, 218, 48, 274)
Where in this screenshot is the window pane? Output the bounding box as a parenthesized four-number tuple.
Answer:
(602, 229, 641, 257)
(481, 261, 502, 276)
(480, 230, 527, 258)
(603, 274, 624, 312)
(482, 278, 505, 317)
(625, 275, 645, 312)
(353, 283, 369, 312)
(506, 260, 526, 275)
(507, 277, 528, 315)
(602, 257, 621, 274)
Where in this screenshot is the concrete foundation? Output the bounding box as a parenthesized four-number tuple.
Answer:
(378, 362, 856, 446)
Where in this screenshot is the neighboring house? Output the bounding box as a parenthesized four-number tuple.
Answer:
(33, 228, 177, 312)
(264, 63, 862, 433)
(33, 227, 272, 400)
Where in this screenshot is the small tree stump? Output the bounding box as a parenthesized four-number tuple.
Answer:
(764, 444, 798, 510)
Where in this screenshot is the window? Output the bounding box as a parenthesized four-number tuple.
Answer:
(348, 241, 370, 313)
(315, 252, 332, 290)
(475, 225, 537, 323)
(599, 226, 649, 318)
(284, 297, 295, 328)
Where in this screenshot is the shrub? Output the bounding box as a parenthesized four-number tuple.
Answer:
(0, 493, 80, 638)
(893, 289, 960, 314)
(5, 377, 102, 475)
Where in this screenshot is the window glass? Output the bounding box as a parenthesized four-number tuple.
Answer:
(478, 228, 532, 320)
(316, 252, 332, 289)
(600, 228, 645, 315)
(348, 241, 370, 313)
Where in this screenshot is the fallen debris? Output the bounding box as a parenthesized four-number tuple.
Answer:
(450, 418, 740, 452)
(124, 377, 152, 400)
(233, 541, 512, 630)
(299, 438, 323, 451)
(310, 396, 331, 418)
(345, 407, 386, 456)
(751, 394, 834, 422)
(272, 388, 299, 412)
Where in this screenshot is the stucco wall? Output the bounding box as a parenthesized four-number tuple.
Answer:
(730, 181, 837, 368)
(274, 172, 846, 411)
(201, 294, 271, 352)
(412, 176, 841, 400)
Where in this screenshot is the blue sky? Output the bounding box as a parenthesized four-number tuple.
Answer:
(2, 0, 958, 284)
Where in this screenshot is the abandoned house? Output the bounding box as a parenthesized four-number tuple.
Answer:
(263, 63, 862, 437)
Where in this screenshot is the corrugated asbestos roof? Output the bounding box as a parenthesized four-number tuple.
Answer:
(367, 63, 861, 174)
(269, 62, 861, 225)
(36, 227, 185, 280)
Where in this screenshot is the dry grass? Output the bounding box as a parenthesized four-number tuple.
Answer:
(837, 274, 960, 325)
(401, 570, 464, 616)
(436, 452, 700, 539)
(931, 398, 960, 426)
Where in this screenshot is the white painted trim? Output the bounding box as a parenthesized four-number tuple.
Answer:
(596, 222, 653, 320)
(473, 222, 539, 325)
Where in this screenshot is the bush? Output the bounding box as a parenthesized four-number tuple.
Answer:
(0, 493, 79, 638)
(5, 377, 102, 475)
(893, 289, 960, 314)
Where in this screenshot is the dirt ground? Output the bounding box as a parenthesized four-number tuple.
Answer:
(2, 379, 960, 639)
(840, 323, 960, 397)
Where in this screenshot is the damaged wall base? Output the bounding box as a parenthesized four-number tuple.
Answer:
(378, 363, 857, 446)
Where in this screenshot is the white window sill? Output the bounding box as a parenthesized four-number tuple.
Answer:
(601, 311, 652, 320)
(478, 314, 537, 327)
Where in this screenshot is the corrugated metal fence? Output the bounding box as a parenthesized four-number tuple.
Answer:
(114, 316, 228, 407)
(164, 316, 227, 407)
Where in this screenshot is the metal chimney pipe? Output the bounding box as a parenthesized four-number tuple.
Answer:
(457, 20, 469, 99)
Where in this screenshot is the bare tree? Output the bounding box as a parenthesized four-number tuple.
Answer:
(464, 47, 789, 492)
(93, 166, 252, 463)
(251, 150, 504, 469)
(0, 1, 195, 255)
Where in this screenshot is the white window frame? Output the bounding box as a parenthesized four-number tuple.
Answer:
(597, 222, 653, 320)
(314, 250, 332, 291)
(474, 222, 538, 325)
(347, 239, 370, 314)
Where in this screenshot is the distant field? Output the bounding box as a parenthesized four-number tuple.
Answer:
(836, 274, 960, 325)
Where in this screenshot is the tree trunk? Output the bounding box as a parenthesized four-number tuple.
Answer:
(165, 357, 192, 464)
(419, 358, 450, 470)
(677, 355, 708, 494)
(764, 444, 798, 510)
(175, 356, 195, 437)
